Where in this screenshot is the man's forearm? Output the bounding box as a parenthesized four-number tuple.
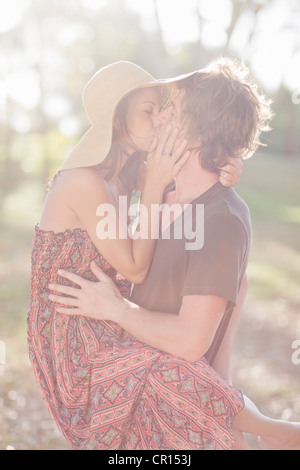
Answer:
(110, 297, 197, 361)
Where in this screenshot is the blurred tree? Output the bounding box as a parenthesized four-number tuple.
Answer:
(0, 0, 299, 216)
(31, 0, 54, 181)
(0, 19, 25, 210)
(271, 87, 300, 157)
(150, 0, 170, 74)
(225, 0, 266, 51)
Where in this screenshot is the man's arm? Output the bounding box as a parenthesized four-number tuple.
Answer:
(49, 261, 227, 362)
(115, 294, 227, 362)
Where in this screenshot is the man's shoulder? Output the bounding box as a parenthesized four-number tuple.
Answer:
(221, 187, 250, 219)
(204, 186, 251, 235)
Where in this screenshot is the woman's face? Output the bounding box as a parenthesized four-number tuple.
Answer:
(124, 87, 161, 152)
(158, 87, 186, 132)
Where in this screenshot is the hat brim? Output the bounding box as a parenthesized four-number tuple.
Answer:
(59, 125, 110, 171)
(59, 80, 160, 171)
(59, 69, 199, 172)
(157, 69, 199, 85)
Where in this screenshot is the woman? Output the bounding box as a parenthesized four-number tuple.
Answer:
(28, 61, 246, 450)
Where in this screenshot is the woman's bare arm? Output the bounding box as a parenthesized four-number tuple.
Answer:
(63, 127, 190, 283)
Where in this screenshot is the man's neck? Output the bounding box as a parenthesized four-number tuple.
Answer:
(165, 152, 220, 206)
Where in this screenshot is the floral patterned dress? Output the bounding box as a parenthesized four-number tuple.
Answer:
(27, 226, 244, 450)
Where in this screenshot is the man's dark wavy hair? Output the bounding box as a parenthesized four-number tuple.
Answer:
(178, 57, 273, 172)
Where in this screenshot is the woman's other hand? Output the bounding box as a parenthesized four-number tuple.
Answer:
(218, 157, 243, 187)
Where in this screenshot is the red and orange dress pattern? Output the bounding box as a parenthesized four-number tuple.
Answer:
(27, 226, 244, 450)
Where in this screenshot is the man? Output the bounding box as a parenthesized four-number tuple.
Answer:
(49, 57, 278, 449)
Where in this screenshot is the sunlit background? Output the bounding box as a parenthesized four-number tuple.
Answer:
(0, 0, 300, 450)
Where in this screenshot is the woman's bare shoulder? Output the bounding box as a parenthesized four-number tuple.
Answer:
(56, 167, 107, 192)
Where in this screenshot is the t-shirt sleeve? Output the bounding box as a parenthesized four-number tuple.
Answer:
(181, 212, 248, 305)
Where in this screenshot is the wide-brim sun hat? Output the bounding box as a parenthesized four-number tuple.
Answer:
(59, 61, 198, 171)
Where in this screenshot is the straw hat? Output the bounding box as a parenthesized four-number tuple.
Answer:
(59, 61, 197, 171)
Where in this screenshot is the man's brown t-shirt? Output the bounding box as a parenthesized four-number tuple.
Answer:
(131, 182, 251, 363)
